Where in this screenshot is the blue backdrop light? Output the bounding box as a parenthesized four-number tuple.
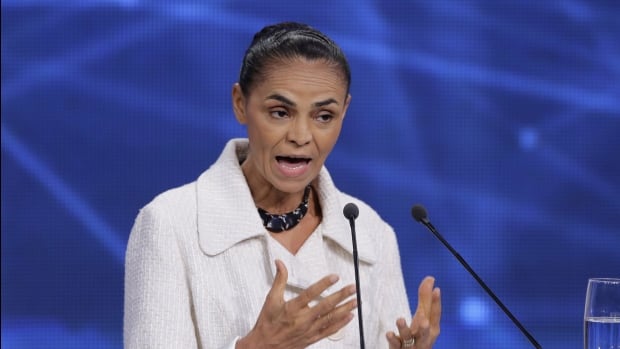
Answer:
(2, 1, 619, 348)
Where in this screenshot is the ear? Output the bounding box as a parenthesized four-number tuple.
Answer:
(232, 83, 247, 125)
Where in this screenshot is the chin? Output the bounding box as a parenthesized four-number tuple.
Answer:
(272, 177, 314, 194)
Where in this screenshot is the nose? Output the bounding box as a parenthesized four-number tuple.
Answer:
(286, 117, 312, 146)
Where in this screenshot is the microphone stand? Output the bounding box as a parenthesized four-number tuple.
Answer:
(344, 204, 365, 349)
(413, 205, 542, 349)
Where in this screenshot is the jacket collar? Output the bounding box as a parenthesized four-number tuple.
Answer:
(196, 139, 376, 264)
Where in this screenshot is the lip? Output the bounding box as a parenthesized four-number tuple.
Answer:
(275, 155, 312, 178)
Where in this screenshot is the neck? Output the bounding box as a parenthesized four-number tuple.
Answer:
(254, 186, 313, 214)
(241, 157, 309, 214)
(257, 186, 311, 214)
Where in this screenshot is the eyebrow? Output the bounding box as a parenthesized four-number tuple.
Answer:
(265, 94, 339, 108)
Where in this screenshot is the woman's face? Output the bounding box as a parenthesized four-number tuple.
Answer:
(233, 58, 351, 195)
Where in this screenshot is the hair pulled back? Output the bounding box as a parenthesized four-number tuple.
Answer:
(239, 22, 351, 95)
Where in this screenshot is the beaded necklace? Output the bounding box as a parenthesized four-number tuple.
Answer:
(257, 185, 311, 232)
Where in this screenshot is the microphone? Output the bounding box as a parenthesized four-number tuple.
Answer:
(343, 202, 359, 220)
(343, 203, 365, 349)
(411, 204, 542, 349)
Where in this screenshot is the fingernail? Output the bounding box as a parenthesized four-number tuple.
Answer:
(348, 285, 357, 294)
(329, 274, 339, 283)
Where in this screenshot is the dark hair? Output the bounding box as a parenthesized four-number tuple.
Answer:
(238, 22, 351, 95)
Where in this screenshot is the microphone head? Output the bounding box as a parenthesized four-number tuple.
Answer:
(343, 203, 359, 220)
(411, 204, 428, 223)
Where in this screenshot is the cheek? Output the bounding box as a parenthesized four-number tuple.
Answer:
(316, 126, 343, 156)
(245, 114, 271, 146)
(245, 109, 275, 137)
(245, 120, 280, 167)
(248, 126, 281, 152)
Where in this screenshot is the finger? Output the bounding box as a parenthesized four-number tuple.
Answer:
(312, 297, 357, 330)
(410, 307, 433, 347)
(265, 259, 288, 305)
(308, 284, 356, 319)
(385, 331, 402, 349)
(311, 306, 354, 342)
(412, 312, 430, 340)
(410, 311, 421, 334)
(417, 276, 435, 317)
(430, 287, 442, 335)
(288, 274, 340, 311)
(304, 299, 356, 346)
(396, 317, 413, 343)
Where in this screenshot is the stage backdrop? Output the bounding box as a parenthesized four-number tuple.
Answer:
(2, 1, 619, 348)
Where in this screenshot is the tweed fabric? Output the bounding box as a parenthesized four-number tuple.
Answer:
(124, 139, 411, 348)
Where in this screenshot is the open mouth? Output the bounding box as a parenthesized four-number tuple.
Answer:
(276, 156, 311, 165)
(275, 156, 312, 177)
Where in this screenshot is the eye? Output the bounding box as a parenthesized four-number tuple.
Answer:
(270, 109, 289, 119)
(315, 113, 334, 123)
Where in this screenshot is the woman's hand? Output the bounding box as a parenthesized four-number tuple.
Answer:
(386, 276, 441, 349)
(236, 259, 357, 349)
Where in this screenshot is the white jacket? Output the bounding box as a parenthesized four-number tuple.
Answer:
(124, 139, 411, 348)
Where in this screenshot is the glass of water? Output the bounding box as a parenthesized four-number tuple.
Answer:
(584, 278, 620, 349)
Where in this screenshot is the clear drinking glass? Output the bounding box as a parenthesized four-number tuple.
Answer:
(584, 278, 620, 349)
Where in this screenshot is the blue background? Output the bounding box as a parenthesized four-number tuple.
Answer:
(2, 1, 619, 348)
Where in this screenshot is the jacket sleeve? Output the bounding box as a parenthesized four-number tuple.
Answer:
(123, 203, 199, 348)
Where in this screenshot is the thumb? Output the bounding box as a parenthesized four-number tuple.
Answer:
(269, 259, 288, 300)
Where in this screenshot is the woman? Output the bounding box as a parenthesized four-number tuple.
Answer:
(124, 22, 441, 349)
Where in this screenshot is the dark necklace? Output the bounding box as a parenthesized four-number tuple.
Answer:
(257, 185, 311, 233)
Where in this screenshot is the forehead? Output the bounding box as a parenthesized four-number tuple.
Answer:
(251, 58, 348, 98)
